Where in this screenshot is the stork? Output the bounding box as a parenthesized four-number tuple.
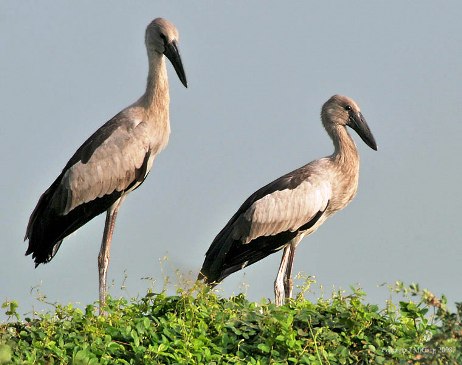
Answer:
(199, 95, 377, 306)
(24, 18, 187, 312)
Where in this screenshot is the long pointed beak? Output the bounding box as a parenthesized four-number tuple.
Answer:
(164, 40, 188, 88)
(348, 112, 377, 151)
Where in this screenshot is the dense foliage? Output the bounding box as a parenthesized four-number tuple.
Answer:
(1, 280, 461, 364)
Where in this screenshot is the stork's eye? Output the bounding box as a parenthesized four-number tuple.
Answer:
(159, 33, 166, 42)
(345, 105, 352, 111)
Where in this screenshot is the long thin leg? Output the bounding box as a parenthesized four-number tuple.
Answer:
(283, 243, 296, 300)
(98, 197, 123, 314)
(274, 244, 292, 306)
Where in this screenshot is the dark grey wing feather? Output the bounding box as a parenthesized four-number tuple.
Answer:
(25, 111, 154, 266)
(217, 206, 327, 281)
(199, 163, 331, 284)
(54, 113, 153, 214)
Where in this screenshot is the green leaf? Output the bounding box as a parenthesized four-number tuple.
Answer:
(257, 343, 270, 353)
(0, 344, 12, 364)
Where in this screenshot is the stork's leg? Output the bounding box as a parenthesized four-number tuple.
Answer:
(283, 243, 296, 300)
(274, 241, 298, 306)
(98, 197, 123, 314)
(274, 244, 292, 306)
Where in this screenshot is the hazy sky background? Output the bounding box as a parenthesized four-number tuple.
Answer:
(1, 2, 461, 318)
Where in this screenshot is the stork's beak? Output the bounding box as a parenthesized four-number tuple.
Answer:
(164, 40, 188, 88)
(348, 112, 377, 151)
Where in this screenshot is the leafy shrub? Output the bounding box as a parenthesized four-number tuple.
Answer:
(1, 280, 460, 364)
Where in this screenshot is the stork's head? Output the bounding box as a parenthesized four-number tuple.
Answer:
(322, 95, 377, 150)
(145, 18, 187, 87)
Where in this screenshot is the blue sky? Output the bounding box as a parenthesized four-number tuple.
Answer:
(1, 1, 461, 317)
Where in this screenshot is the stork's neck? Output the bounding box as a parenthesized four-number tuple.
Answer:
(330, 125, 360, 169)
(141, 53, 170, 116)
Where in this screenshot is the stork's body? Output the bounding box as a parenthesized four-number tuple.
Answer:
(24, 18, 187, 313)
(199, 95, 377, 305)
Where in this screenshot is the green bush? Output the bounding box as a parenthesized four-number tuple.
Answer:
(1, 280, 460, 364)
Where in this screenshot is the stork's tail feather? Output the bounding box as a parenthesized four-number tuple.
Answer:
(25, 173, 121, 267)
(197, 271, 219, 287)
(200, 225, 304, 286)
(199, 227, 237, 286)
(24, 176, 63, 266)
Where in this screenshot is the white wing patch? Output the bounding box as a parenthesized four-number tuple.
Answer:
(240, 179, 331, 243)
(54, 118, 156, 215)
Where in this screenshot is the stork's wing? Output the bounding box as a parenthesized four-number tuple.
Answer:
(200, 162, 332, 284)
(51, 112, 157, 215)
(234, 174, 331, 243)
(25, 111, 164, 265)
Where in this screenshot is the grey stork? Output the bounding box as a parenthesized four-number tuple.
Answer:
(199, 95, 377, 306)
(24, 18, 187, 312)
